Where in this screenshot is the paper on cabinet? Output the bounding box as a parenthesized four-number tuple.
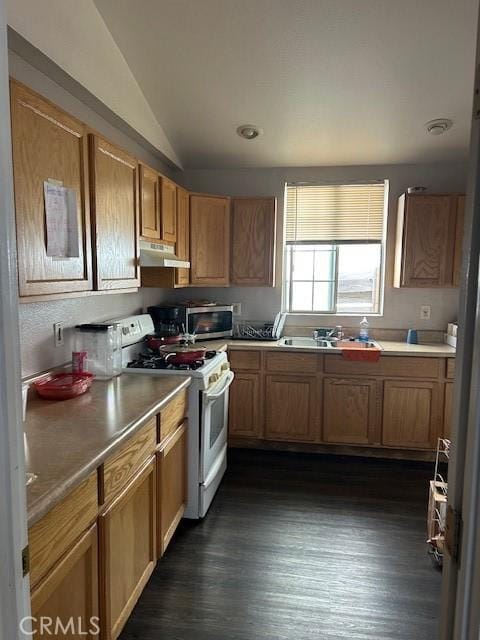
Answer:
(43, 181, 80, 258)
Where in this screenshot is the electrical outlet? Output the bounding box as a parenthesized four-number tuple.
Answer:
(420, 305, 431, 320)
(232, 302, 242, 316)
(53, 322, 64, 347)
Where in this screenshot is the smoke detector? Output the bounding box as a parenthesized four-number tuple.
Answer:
(425, 118, 453, 135)
(236, 124, 263, 140)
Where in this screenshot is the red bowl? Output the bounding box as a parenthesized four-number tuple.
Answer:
(33, 373, 94, 400)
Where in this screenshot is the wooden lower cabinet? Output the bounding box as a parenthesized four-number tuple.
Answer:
(382, 380, 441, 449)
(229, 372, 263, 438)
(265, 374, 318, 442)
(323, 377, 380, 445)
(157, 423, 187, 557)
(30, 524, 99, 639)
(99, 458, 156, 640)
(444, 382, 454, 439)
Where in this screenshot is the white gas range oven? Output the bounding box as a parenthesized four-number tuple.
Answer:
(117, 314, 234, 519)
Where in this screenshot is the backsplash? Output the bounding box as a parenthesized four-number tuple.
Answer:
(18, 293, 144, 377)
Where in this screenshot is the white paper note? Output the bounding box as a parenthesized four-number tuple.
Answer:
(44, 181, 80, 257)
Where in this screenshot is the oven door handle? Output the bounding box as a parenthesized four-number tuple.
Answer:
(204, 371, 235, 402)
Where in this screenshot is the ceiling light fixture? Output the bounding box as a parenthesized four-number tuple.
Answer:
(236, 124, 263, 140)
(425, 118, 453, 136)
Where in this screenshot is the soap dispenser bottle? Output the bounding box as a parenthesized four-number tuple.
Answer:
(359, 317, 369, 342)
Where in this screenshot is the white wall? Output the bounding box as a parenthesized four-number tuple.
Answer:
(9, 53, 173, 377)
(6, 0, 181, 167)
(161, 163, 466, 332)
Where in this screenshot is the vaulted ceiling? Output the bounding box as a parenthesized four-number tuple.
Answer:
(95, 0, 478, 169)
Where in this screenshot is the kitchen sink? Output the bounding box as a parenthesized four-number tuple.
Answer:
(280, 337, 334, 348)
(280, 337, 382, 350)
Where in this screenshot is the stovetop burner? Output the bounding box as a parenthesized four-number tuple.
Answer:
(126, 349, 218, 371)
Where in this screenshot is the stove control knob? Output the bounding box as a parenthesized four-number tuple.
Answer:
(221, 363, 230, 371)
(209, 373, 220, 385)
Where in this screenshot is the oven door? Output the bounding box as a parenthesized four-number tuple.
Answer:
(200, 370, 235, 482)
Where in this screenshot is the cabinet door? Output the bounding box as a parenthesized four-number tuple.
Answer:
(382, 380, 440, 449)
(89, 135, 140, 290)
(157, 423, 186, 557)
(10, 80, 92, 297)
(31, 525, 99, 639)
(99, 459, 156, 640)
(175, 187, 190, 286)
(265, 375, 318, 442)
(399, 195, 457, 287)
(453, 196, 465, 287)
(139, 164, 160, 240)
(444, 382, 454, 440)
(230, 197, 276, 286)
(190, 194, 230, 285)
(229, 372, 263, 438)
(160, 177, 177, 243)
(323, 377, 379, 445)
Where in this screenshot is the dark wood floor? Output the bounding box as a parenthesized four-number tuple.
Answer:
(120, 449, 441, 640)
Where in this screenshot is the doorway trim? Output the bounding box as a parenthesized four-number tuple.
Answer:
(0, 0, 31, 637)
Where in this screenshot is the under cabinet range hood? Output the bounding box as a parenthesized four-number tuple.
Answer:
(139, 240, 190, 268)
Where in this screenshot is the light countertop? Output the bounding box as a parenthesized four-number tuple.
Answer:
(25, 374, 191, 526)
(204, 338, 456, 358)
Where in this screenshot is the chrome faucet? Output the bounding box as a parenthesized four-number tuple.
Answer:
(313, 326, 343, 342)
(327, 326, 343, 339)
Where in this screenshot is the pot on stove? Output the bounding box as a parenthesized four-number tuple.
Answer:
(159, 344, 207, 366)
(146, 333, 183, 351)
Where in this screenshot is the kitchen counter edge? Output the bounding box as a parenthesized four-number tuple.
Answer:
(206, 339, 456, 357)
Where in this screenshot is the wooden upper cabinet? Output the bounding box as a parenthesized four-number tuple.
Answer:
(323, 377, 380, 445)
(453, 195, 465, 287)
(10, 80, 92, 297)
(89, 135, 140, 290)
(230, 197, 276, 286)
(175, 186, 190, 286)
(160, 177, 177, 243)
(190, 194, 230, 286)
(394, 193, 464, 288)
(139, 164, 160, 240)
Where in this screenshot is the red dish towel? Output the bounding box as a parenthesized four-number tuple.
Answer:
(341, 347, 381, 362)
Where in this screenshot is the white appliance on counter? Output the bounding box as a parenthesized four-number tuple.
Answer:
(116, 314, 234, 519)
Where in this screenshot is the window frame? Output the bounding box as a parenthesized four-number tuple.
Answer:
(282, 180, 388, 317)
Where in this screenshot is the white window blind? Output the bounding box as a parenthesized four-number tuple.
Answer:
(285, 182, 386, 243)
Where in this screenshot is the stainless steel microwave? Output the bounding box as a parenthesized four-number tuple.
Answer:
(147, 304, 234, 341)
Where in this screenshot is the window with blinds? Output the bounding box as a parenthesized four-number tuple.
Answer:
(284, 181, 388, 315)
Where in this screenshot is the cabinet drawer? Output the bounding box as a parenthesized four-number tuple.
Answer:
(102, 419, 156, 505)
(265, 351, 318, 374)
(158, 389, 188, 443)
(229, 350, 261, 371)
(446, 358, 456, 380)
(324, 355, 442, 378)
(29, 473, 98, 588)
